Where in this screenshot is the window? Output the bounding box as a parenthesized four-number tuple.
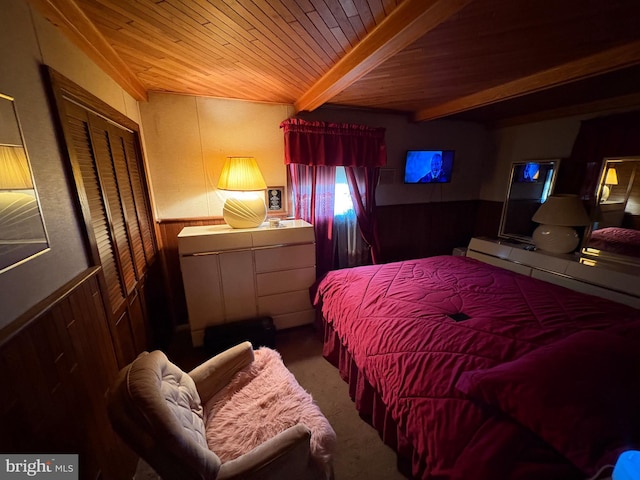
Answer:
(333, 167, 369, 268)
(334, 166, 354, 215)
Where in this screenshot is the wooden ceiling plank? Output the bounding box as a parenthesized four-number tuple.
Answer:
(104, 22, 291, 100)
(353, 0, 375, 33)
(347, 13, 366, 40)
(307, 10, 346, 56)
(82, 1, 233, 67)
(366, 0, 386, 25)
(320, 0, 362, 45)
(414, 40, 640, 122)
(236, 0, 332, 75)
(92, 0, 308, 97)
(381, 0, 398, 16)
(272, 2, 338, 66)
(294, 0, 474, 112)
(187, 0, 259, 44)
(28, 0, 147, 100)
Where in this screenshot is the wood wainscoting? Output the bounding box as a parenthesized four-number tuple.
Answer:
(0, 267, 136, 479)
(376, 200, 503, 263)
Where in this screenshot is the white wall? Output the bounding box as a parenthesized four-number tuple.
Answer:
(140, 93, 295, 219)
(298, 108, 490, 206)
(479, 116, 584, 202)
(0, 0, 141, 328)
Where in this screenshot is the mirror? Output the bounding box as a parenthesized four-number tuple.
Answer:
(581, 156, 640, 266)
(499, 160, 559, 243)
(0, 93, 49, 273)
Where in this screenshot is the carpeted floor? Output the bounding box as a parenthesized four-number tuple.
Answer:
(137, 324, 407, 480)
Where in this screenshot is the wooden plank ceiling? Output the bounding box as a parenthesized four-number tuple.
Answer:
(29, 0, 640, 123)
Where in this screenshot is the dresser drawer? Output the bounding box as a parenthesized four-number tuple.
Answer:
(254, 243, 315, 273)
(258, 290, 313, 316)
(272, 310, 316, 329)
(252, 223, 315, 247)
(179, 229, 253, 255)
(256, 267, 316, 296)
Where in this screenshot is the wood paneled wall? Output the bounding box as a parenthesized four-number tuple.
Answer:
(376, 200, 502, 263)
(0, 267, 136, 479)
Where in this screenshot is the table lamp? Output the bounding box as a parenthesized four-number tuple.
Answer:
(600, 167, 618, 202)
(0, 145, 33, 190)
(217, 156, 267, 229)
(532, 194, 590, 254)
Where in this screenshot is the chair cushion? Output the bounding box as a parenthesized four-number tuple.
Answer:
(204, 348, 336, 471)
(127, 351, 208, 450)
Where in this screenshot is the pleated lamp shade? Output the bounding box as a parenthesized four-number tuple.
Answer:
(217, 157, 267, 229)
(217, 156, 267, 191)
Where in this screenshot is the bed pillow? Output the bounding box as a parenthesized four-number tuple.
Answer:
(456, 330, 640, 476)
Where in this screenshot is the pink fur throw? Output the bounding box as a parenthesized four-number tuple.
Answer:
(204, 348, 336, 473)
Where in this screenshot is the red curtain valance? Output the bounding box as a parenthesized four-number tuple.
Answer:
(280, 118, 387, 167)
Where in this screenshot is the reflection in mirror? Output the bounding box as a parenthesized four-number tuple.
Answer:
(0, 93, 49, 273)
(499, 160, 558, 243)
(582, 157, 640, 265)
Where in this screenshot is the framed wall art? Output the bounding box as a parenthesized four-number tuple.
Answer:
(265, 186, 285, 214)
(0, 93, 49, 273)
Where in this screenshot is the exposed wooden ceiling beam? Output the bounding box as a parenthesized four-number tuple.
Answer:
(414, 40, 640, 122)
(28, 0, 147, 101)
(492, 93, 640, 129)
(294, 0, 475, 113)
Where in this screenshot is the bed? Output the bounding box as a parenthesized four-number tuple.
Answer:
(588, 226, 640, 258)
(313, 255, 640, 480)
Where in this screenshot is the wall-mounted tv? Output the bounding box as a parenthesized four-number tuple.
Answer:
(404, 150, 454, 184)
(515, 162, 542, 183)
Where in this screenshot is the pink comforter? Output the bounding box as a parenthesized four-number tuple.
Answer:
(313, 255, 640, 479)
(589, 226, 640, 257)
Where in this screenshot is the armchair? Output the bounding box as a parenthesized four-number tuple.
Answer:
(108, 341, 333, 480)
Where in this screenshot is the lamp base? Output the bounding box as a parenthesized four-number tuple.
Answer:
(222, 196, 267, 229)
(600, 184, 610, 202)
(532, 224, 580, 254)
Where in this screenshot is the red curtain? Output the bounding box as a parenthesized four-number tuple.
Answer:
(288, 163, 336, 278)
(345, 166, 381, 263)
(281, 118, 386, 167)
(281, 118, 387, 275)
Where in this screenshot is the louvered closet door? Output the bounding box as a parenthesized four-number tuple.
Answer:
(63, 101, 151, 366)
(122, 131, 156, 264)
(106, 123, 151, 351)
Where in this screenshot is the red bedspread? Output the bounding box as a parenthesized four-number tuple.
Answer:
(589, 226, 640, 258)
(313, 255, 640, 479)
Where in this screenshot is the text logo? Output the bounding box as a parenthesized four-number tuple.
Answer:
(1, 455, 78, 479)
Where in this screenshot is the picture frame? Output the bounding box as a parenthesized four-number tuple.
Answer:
(265, 186, 286, 214)
(0, 93, 50, 273)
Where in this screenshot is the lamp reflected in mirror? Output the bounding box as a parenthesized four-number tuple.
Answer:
(600, 167, 618, 202)
(0, 93, 49, 273)
(582, 157, 640, 266)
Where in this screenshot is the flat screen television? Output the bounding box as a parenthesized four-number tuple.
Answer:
(404, 150, 454, 183)
(515, 162, 543, 183)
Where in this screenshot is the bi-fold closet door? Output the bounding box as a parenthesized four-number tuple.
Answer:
(52, 72, 157, 368)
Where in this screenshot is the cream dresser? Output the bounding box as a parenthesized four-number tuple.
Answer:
(467, 237, 640, 308)
(178, 220, 316, 346)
